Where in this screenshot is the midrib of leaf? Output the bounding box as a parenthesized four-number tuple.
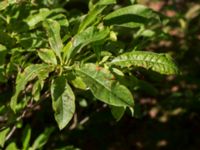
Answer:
(77, 69, 132, 106)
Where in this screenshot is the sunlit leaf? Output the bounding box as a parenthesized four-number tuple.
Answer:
(104, 4, 160, 28)
(51, 76, 75, 130)
(110, 51, 179, 75)
(43, 19, 63, 60)
(38, 48, 57, 65)
(76, 63, 134, 107)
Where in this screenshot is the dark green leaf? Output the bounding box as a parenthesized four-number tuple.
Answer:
(110, 106, 126, 121)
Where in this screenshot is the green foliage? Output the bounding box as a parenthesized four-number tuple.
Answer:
(0, 0, 180, 149)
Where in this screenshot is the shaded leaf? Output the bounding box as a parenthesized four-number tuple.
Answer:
(110, 51, 179, 75)
(76, 63, 134, 107)
(31, 127, 54, 150)
(10, 64, 54, 112)
(110, 106, 126, 121)
(51, 76, 75, 130)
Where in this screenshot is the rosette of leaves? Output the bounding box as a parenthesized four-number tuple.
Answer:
(0, 0, 179, 133)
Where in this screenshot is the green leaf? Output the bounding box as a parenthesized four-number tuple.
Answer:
(32, 80, 44, 102)
(10, 64, 54, 112)
(5, 142, 18, 150)
(76, 63, 134, 107)
(110, 51, 179, 75)
(22, 125, 31, 150)
(0, 44, 7, 65)
(25, 8, 52, 29)
(38, 48, 57, 65)
(110, 106, 126, 121)
(43, 19, 63, 60)
(104, 4, 159, 28)
(0, 128, 10, 147)
(0, 1, 9, 11)
(66, 27, 109, 61)
(31, 127, 54, 150)
(78, 0, 116, 33)
(51, 76, 75, 130)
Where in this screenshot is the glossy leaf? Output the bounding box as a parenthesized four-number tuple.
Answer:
(110, 51, 179, 75)
(38, 48, 57, 65)
(10, 64, 53, 112)
(51, 76, 75, 130)
(43, 19, 63, 60)
(76, 63, 134, 107)
(104, 4, 159, 28)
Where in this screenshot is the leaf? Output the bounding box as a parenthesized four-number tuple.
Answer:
(25, 8, 52, 29)
(38, 48, 57, 65)
(0, 44, 7, 65)
(43, 19, 63, 60)
(0, 128, 10, 147)
(104, 4, 159, 28)
(10, 64, 54, 112)
(5, 142, 18, 150)
(32, 80, 44, 102)
(110, 51, 179, 75)
(66, 27, 109, 61)
(0, 1, 9, 11)
(51, 76, 75, 130)
(78, 0, 116, 33)
(110, 106, 126, 121)
(31, 127, 54, 150)
(22, 125, 31, 150)
(76, 63, 134, 107)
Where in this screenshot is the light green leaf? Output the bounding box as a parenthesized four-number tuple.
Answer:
(110, 51, 179, 75)
(10, 64, 54, 112)
(51, 76, 75, 130)
(5, 142, 18, 150)
(0, 1, 9, 11)
(32, 80, 44, 102)
(110, 106, 126, 121)
(25, 8, 52, 29)
(0, 128, 10, 147)
(22, 125, 31, 150)
(76, 63, 134, 107)
(38, 48, 57, 65)
(31, 127, 54, 150)
(104, 4, 159, 28)
(43, 19, 63, 60)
